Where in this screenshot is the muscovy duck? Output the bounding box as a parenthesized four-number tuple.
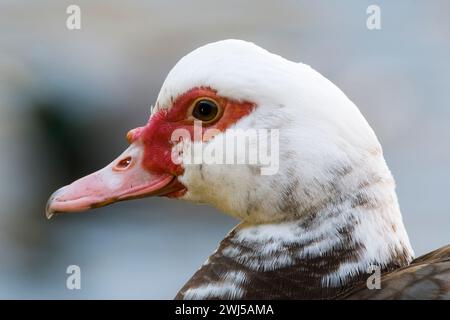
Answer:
(46, 40, 450, 299)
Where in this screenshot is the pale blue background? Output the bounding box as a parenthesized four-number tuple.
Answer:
(0, 0, 449, 298)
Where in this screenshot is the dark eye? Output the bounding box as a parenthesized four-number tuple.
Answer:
(192, 99, 219, 122)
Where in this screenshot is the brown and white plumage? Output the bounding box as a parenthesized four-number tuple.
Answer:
(176, 229, 450, 300)
(47, 40, 450, 300)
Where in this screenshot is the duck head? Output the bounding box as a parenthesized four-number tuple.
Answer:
(46, 40, 403, 227)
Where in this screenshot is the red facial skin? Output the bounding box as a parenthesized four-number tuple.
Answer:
(130, 87, 255, 194)
(45, 87, 255, 216)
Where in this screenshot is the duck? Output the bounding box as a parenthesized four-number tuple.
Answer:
(46, 39, 450, 300)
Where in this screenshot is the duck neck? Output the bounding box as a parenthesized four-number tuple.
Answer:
(241, 206, 410, 276)
(176, 167, 414, 299)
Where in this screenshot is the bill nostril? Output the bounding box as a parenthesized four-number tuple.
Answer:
(114, 156, 132, 171)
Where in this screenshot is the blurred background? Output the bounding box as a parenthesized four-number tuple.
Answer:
(0, 0, 449, 299)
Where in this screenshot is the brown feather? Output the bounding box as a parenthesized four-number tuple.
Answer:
(342, 245, 450, 300)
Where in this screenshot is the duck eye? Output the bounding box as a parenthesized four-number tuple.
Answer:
(192, 99, 219, 122)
